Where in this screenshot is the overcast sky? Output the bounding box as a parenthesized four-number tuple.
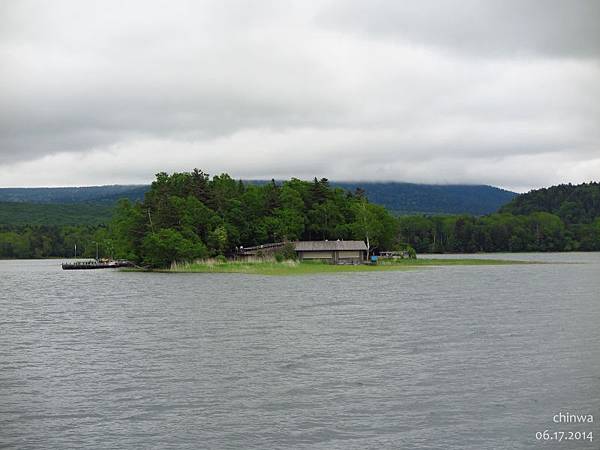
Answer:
(1, 0, 599, 191)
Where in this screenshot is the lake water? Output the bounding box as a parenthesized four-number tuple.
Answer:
(1, 254, 599, 449)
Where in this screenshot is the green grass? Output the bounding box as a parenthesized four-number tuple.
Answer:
(164, 258, 532, 276)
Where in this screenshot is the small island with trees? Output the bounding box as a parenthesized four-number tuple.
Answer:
(110, 169, 415, 271)
(103, 169, 535, 273)
(1, 169, 598, 274)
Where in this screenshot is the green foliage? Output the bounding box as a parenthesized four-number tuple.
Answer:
(169, 258, 529, 276)
(141, 229, 208, 268)
(1, 175, 599, 262)
(332, 182, 517, 215)
(109, 199, 145, 260)
(274, 242, 298, 262)
(0, 185, 148, 204)
(0, 224, 109, 259)
(393, 243, 417, 259)
(0, 231, 30, 258)
(501, 182, 600, 223)
(207, 225, 228, 256)
(0, 202, 113, 226)
(103, 169, 398, 267)
(396, 210, 588, 253)
(0, 182, 517, 215)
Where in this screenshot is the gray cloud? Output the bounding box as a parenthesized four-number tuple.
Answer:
(320, 0, 600, 58)
(0, 0, 599, 190)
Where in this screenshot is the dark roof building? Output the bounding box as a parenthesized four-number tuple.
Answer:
(239, 240, 368, 264)
(295, 240, 367, 264)
(294, 240, 367, 252)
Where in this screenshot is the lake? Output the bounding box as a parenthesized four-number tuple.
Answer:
(1, 254, 599, 449)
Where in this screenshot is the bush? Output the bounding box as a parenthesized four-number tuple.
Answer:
(407, 246, 417, 259)
(277, 242, 297, 261)
(279, 242, 298, 261)
(394, 243, 417, 259)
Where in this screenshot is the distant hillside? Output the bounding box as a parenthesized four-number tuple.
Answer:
(0, 181, 516, 217)
(0, 202, 113, 226)
(0, 185, 147, 204)
(500, 182, 600, 224)
(331, 182, 516, 215)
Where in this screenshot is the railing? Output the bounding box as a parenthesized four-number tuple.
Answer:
(237, 242, 286, 254)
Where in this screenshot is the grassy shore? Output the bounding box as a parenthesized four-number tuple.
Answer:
(165, 258, 532, 276)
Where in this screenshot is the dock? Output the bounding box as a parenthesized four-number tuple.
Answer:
(61, 260, 134, 270)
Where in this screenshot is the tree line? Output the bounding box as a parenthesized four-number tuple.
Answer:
(0, 225, 110, 259)
(398, 212, 600, 253)
(398, 182, 600, 253)
(1, 173, 599, 264)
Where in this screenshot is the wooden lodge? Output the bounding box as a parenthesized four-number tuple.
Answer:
(238, 240, 368, 264)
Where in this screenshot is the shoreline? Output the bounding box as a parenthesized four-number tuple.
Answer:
(139, 258, 538, 276)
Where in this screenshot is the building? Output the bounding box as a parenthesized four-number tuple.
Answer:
(295, 240, 367, 264)
(238, 240, 368, 264)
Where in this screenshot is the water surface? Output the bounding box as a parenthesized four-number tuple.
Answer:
(1, 254, 599, 449)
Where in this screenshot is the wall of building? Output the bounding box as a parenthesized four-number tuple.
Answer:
(337, 251, 361, 259)
(298, 251, 333, 260)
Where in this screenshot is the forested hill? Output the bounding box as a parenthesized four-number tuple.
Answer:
(0, 202, 113, 226)
(331, 182, 515, 215)
(0, 185, 148, 204)
(0, 182, 516, 215)
(500, 182, 600, 224)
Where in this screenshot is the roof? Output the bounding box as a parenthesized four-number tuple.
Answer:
(294, 240, 367, 252)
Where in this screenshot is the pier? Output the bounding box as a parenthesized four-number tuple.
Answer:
(61, 260, 134, 270)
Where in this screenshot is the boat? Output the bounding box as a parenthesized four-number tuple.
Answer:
(61, 259, 134, 270)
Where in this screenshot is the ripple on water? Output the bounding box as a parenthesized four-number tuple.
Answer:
(1, 256, 599, 449)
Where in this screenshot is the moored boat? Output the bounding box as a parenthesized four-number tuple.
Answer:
(61, 259, 134, 270)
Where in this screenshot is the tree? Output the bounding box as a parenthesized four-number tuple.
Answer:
(141, 229, 208, 268)
(110, 199, 145, 261)
(529, 212, 566, 251)
(351, 199, 381, 256)
(308, 200, 343, 240)
(207, 225, 228, 256)
(398, 215, 434, 253)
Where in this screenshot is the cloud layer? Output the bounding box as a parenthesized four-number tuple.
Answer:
(1, 0, 599, 191)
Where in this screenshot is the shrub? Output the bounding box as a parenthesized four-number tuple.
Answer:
(394, 243, 417, 259)
(279, 242, 297, 261)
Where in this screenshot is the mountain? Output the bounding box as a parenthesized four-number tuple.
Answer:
(500, 182, 600, 224)
(0, 185, 148, 204)
(0, 182, 516, 217)
(331, 182, 516, 215)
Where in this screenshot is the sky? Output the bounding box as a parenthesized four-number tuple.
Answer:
(0, 0, 599, 192)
